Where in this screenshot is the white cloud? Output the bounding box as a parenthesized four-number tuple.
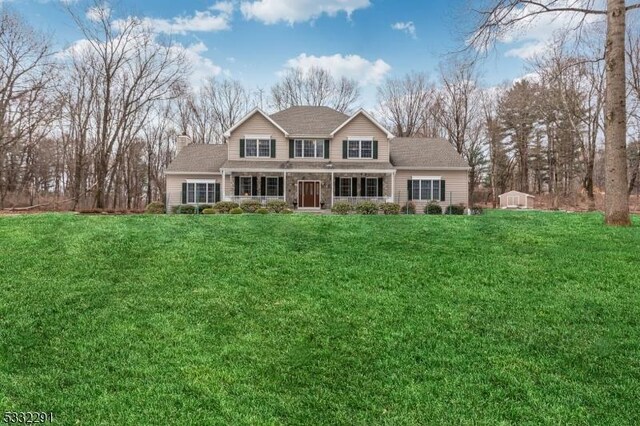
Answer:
(135, 1, 233, 34)
(283, 53, 391, 85)
(391, 21, 416, 39)
(175, 41, 223, 86)
(493, 0, 602, 59)
(240, 0, 370, 25)
(86, 3, 110, 22)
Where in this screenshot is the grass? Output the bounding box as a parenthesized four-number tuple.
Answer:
(1, 210, 639, 425)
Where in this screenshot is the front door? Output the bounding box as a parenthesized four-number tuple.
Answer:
(298, 181, 320, 208)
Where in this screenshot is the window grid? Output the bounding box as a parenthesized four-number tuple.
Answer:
(266, 177, 279, 196)
(240, 177, 252, 196)
(347, 140, 373, 159)
(339, 178, 352, 197)
(295, 139, 324, 158)
(412, 179, 441, 201)
(186, 182, 216, 204)
(366, 178, 379, 197)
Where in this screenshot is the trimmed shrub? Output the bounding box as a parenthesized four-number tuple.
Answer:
(256, 208, 269, 214)
(173, 204, 196, 214)
(380, 202, 401, 215)
(356, 201, 379, 215)
(471, 206, 484, 215)
(240, 200, 262, 213)
(281, 208, 294, 214)
(202, 208, 217, 215)
(445, 204, 465, 215)
(425, 202, 443, 215)
(331, 202, 352, 215)
(212, 201, 239, 214)
(145, 202, 165, 214)
(266, 200, 289, 213)
(402, 201, 416, 214)
(195, 204, 212, 214)
(229, 207, 243, 215)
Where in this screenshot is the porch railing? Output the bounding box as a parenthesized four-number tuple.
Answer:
(227, 196, 285, 204)
(333, 197, 391, 205)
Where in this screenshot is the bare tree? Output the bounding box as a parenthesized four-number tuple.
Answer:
(271, 66, 360, 113)
(468, 0, 639, 224)
(376, 72, 434, 137)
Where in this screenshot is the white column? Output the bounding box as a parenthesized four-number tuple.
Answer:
(390, 172, 395, 203)
(331, 171, 334, 207)
(221, 170, 226, 201)
(283, 171, 287, 202)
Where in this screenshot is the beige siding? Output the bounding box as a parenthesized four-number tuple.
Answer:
(394, 169, 468, 212)
(331, 114, 390, 162)
(228, 113, 287, 161)
(165, 173, 220, 208)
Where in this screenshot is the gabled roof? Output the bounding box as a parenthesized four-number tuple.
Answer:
(165, 143, 227, 174)
(498, 191, 535, 198)
(330, 108, 395, 139)
(390, 138, 469, 169)
(269, 106, 349, 137)
(223, 108, 289, 138)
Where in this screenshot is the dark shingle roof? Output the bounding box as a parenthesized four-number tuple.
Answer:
(270, 106, 349, 137)
(165, 143, 227, 173)
(221, 160, 394, 171)
(390, 138, 468, 168)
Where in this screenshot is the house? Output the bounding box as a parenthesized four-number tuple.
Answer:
(165, 106, 469, 212)
(498, 190, 535, 209)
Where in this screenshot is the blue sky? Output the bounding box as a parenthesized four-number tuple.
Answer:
(8, 0, 551, 107)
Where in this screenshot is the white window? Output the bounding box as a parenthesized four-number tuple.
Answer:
(245, 138, 271, 158)
(294, 139, 325, 158)
(347, 139, 374, 159)
(365, 178, 379, 197)
(339, 178, 353, 197)
(240, 176, 253, 195)
(185, 181, 216, 204)
(266, 177, 279, 196)
(411, 179, 441, 201)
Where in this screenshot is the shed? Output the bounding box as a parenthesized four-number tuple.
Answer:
(498, 191, 535, 209)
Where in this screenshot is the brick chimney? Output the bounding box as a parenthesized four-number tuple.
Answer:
(176, 133, 191, 153)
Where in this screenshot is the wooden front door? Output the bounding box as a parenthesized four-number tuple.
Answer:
(298, 181, 320, 208)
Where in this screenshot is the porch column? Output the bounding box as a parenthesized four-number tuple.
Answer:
(331, 171, 334, 207)
(221, 170, 226, 201)
(391, 171, 395, 203)
(283, 171, 287, 202)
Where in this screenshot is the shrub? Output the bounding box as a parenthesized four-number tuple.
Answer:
(402, 201, 416, 214)
(470, 206, 484, 215)
(266, 200, 289, 213)
(202, 208, 217, 215)
(256, 208, 269, 214)
(355, 201, 379, 215)
(380, 202, 401, 215)
(331, 202, 352, 215)
(193, 204, 212, 214)
(145, 202, 165, 214)
(281, 208, 294, 214)
(173, 204, 195, 214)
(445, 204, 465, 215)
(212, 201, 239, 214)
(425, 202, 443, 215)
(229, 207, 243, 215)
(240, 200, 262, 213)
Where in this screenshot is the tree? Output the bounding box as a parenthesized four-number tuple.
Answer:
(376, 72, 434, 137)
(271, 66, 360, 113)
(468, 0, 639, 225)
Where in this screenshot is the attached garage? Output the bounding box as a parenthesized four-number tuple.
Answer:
(498, 191, 535, 209)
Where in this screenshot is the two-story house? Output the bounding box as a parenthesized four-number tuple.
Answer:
(165, 106, 469, 212)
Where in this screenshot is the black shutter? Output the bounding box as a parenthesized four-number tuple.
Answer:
(360, 177, 366, 197)
(343, 140, 348, 159)
(377, 178, 383, 197)
(239, 139, 245, 158)
(407, 180, 413, 201)
(334, 177, 340, 196)
(289, 140, 294, 158)
(181, 182, 187, 204)
(234, 176, 240, 196)
(278, 177, 284, 196)
(260, 177, 266, 196)
(270, 139, 276, 158)
(440, 180, 446, 202)
(373, 140, 378, 159)
(324, 140, 330, 159)
(252, 177, 258, 196)
(351, 177, 358, 197)
(214, 183, 221, 203)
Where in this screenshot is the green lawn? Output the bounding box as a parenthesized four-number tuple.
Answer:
(1, 211, 639, 425)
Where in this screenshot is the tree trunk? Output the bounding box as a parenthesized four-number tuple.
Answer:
(603, 0, 630, 225)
